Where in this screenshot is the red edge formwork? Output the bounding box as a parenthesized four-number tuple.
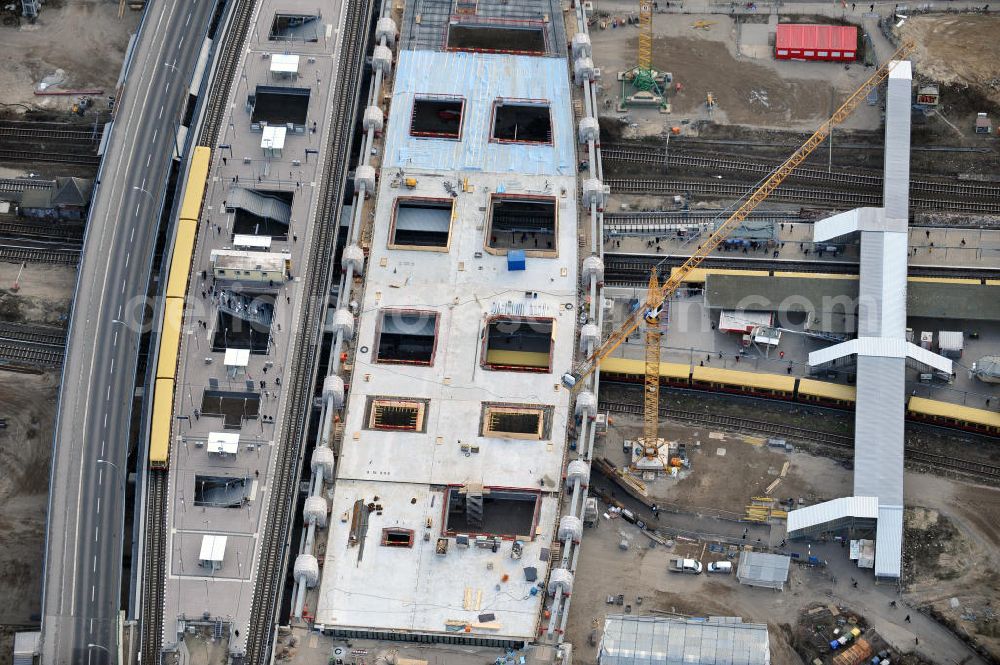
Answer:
(775, 24, 858, 61)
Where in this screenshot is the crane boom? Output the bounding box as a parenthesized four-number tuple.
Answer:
(570, 40, 915, 387)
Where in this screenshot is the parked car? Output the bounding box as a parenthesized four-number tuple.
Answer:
(669, 558, 703, 574)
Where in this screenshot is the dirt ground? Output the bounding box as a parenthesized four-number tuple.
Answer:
(0, 0, 140, 114)
(900, 15, 1000, 108)
(574, 412, 1000, 663)
(901, 476, 1000, 660)
(599, 409, 850, 516)
(588, 13, 882, 134)
(0, 259, 74, 639)
(0, 371, 59, 625)
(0, 262, 75, 327)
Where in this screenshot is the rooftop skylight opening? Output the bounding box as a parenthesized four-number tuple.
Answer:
(390, 198, 453, 249)
(375, 310, 438, 366)
(492, 101, 552, 145)
(482, 317, 553, 372)
(410, 97, 465, 139)
(487, 195, 556, 253)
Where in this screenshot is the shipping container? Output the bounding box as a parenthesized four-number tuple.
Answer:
(775, 24, 858, 62)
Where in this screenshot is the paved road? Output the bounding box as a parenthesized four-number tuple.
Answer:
(40, 1, 216, 662)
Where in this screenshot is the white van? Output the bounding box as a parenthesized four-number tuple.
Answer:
(707, 561, 732, 574)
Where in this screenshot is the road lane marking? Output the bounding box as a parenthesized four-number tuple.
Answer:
(186, 11, 191, 24)
(125, 252, 130, 268)
(147, 153, 152, 168)
(91, 585, 95, 602)
(64, 0, 191, 619)
(121, 278, 126, 294)
(118, 305, 123, 318)
(178, 35, 185, 48)
(159, 105, 164, 119)
(113, 330, 118, 346)
(107, 386, 111, 400)
(94, 527, 98, 542)
(97, 498, 101, 515)
(153, 128, 158, 142)
(130, 226, 136, 243)
(110, 358, 115, 374)
(103, 413, 108, 428)
(101, 439, 106, 456)
(135, 202, 141, 217)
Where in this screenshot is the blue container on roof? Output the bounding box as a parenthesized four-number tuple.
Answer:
(508, 249, 526, 271)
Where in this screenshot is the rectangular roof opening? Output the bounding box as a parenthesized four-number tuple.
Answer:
(269, 13, 321, 42)
(481, 404, 551, 440)
(227, 189, 292, 239)
(367, 398, 428, 432)
(410, 96, 464, 139)
(213, 300, 272, 355)
(200, 390, 260, 429)
(375, 310, 438, 366)
(390, 198, 452, 249)
(381, 528, 415, 548)
(488, 195, 556, 253)
(194, 475, 249, 508)
(492, 100, 552, 144)
(483, 316, 553, 372)
(445, 488, 539, 539)
(447, 24, 547, 54)
(250, 85, 310, 127)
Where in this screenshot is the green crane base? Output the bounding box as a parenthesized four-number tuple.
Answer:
(617, 66, 671, 110)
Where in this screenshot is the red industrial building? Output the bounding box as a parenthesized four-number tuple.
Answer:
(775, 24, 858, 61)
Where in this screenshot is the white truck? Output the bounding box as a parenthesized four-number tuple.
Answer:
(669, 558, 703, 574)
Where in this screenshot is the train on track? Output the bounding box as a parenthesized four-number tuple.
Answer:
(598, 356, 1000, 436)
(149, 146, 211, 469)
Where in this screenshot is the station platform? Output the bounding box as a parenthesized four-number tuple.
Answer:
(601, 287, 1000, 411)
(604, 219, 1000, 270)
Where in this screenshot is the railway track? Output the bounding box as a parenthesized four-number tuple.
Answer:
(0, 218, 84, 243)
(605, 178, 1000, 215)
(0, 243, 80, 265)
(140, 0, 260, 662)
(0, 148, 100, 167)
(0, 321, 67, 347)
(598, 400, 1000, 482)
(601, 252, 1000, 282)
(603, 145, 1000, 199)
(0, 124, 103, 144)
(243, 0, 373, 661)
(0, 177, 56, 193)
(627, 136, 994, 153)
(600, 399, 855, 445)
(0, 339, 64, 367)
(140, 472, 167, 664)
(198, 3, 256, 147)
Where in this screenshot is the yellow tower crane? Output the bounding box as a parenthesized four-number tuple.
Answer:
(571, 41, 916, 460)
(637, 0, 653, 82)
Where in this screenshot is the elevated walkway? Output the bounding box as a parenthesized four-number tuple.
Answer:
(794, 60, 952, 581)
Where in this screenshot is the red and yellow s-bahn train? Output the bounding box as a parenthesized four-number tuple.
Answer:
(149, 146, 211, 469)
(599, 356, 1000, 437)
